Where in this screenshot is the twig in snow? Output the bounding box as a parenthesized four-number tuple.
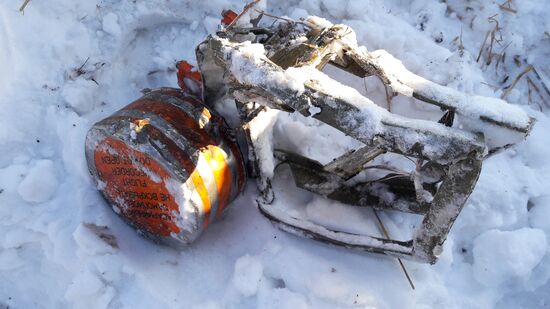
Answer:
(469, 15, 477, 30)
(527, 77, 548, 109)
(83, 223, 119, 248)
(526, 78, 543, 111)
(453, 27, 465, 57)
(69, 57, 90, 80)
(253, 9, 313, 28)
(499, 0, 517, 14)
(486, 34, 497, 65)
(500, 65, 532, 99)
(19, 0, 31, 13)
(487, 143, 516, 157)
(488, 14, 503, 39)
(531, 66, 550, 98)
(494, 41, 512, 72)
(476, 30, 490, 63)
(527, 77, 533, 105)
(513, 55, 522, 67)
(480, 81, 499, 91)
(76, 57, 90, 75)
(477, 15, 503, 66)
(372, 210, 415, 290)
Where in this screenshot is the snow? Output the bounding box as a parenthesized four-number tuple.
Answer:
(0, 0, 549, 308)
(529, 195, 550, 234)
(228, 41, 306, 95)
(62, 79, 100, 115)
(102, 13, 122, 37)
(472, 228, 547, 287)
(232, 254, 264, 297)
(17, 159, 59, 203)
(64, 268, 117, 309)
(256, 287, 309, 309)
(73, 223, 118, 256)
(247, 108, 280, 180)
(370, 49, 533, 132)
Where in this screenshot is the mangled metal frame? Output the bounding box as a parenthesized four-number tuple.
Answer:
(196, 20, 534, 263)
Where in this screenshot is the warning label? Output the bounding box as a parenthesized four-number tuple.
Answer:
(94, 138, 180, 237)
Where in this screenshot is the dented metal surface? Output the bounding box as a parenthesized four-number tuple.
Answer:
(85, 88, 246, 248)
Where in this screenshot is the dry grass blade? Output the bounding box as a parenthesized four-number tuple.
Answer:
(476, 30, 490, 63)
(499, 6, 517, 14)
(501, 65, 533, 99)
(499, 0, 517, 14)
(373, 210, 415, 290)
(526, 77, 543, 111)
(479, 15, 504, 66)
(486, 32, 499, 66)
(527, 77, 533, 105)
(458, 27, 465, 55)
(480, 81, 498, 90)
(494, 41, 512, 72)
(531, 66, 550, 97)
(19, 0, 31, 13)
(527, 77, 549, 109)
(253, 9, 312, 27)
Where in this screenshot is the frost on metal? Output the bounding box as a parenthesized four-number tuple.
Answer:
(196, 18, 535, 263)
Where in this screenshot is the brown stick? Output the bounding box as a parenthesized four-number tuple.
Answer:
(373, 209, 416, 290)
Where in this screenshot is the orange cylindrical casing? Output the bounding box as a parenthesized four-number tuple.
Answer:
(85, 88, 246, 247)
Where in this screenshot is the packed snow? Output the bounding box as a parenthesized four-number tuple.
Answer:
(472, 228, 546, 287)
(16, 159, 59, 204)
(0, 0, 549, 308)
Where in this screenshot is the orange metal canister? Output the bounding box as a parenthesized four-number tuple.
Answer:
(85, 88, 246, 247)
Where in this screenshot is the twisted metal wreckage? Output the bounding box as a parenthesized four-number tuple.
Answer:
(86, 12, 535, 266)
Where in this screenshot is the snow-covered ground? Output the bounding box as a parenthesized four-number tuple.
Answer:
(1, 0, 549, 308)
